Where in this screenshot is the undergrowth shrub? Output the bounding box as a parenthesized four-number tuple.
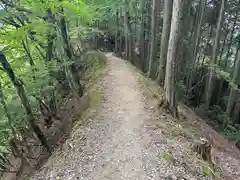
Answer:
(196, 104, 240, 142)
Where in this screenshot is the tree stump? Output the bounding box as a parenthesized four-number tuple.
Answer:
(193, 138, 213, 166)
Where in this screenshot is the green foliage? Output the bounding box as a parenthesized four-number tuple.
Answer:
(158, 150, 173, 164)
(177, 80, 188, 102)
(223, 124, 240, 142)
(202, 162, 214, 177)
(196, 104, 228, 124)
(195, 104, 240, 141)
(0, 0, 107, 169)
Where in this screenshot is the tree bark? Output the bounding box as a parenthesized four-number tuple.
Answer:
(187, 0, 206, 91)
(157, 0, 173, 84)
(204, 0, 226, 108)
(225, 13, 238, 65)
(59, 7, 83, 96)
(137, 0, 145, 70)
(147, 0, 159, 78)
(200, 26, 213, 77)
(123, 3, 129, 60)
(226, 48, 240, 118)
(115, 9, 120, 53)
(164, 0, 184, 118)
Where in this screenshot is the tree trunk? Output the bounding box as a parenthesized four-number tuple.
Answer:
(0, 52, 51, 154)
(204, 0, 226, 108)
(147, 0, 159, 78)
(115, 9, 120, 53)
(123, 4, 129, 60)
(200, 26, 213, 77)
(164, 0, 184, 118)
(128, 11, 132, 61)
(157, 0, 173, 84)
(145, 0, 152, 70)
(137, 0, 145, 70)
(226, 49, 240, 118)
(187, 0, 206, 91)
(119, 9, 123, 54)
(216, 29, 232, 105)
(59, 7, 83, 96)
(225, 13, 238, 65)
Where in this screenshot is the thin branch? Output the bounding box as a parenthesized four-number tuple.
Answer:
(188, 73, 209, 92)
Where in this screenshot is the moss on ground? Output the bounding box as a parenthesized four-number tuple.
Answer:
(73, 52, 107, 131)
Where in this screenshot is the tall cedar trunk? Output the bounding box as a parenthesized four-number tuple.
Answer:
(0, 52, 51, 154)
(146, 0, 152, 69)
(137, 0, 145, 70)
(200, 26, 213, 77)
(219, 31, 228, 62)
(123, 3, 129, 60)
(225, 13, 238, 65)
(216, 31, 228, 105)
(157, 0, 173, 84)
(147, 0, 159, 78)
(187, 0, 206, 91)
(226, 47, 240, 118)
(127, 11, 132, 61)
(115, 9, 120, 53)
(119, 9, 123, 53)
(164, 0, 184, 118)
(204, 0, 226, 108)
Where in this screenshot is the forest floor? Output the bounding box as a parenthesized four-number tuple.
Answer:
(30, 54, 240, 180)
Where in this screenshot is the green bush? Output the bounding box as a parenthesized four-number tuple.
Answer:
(195, 105, 228, 124)
(223, 124, 240, 141)
(195, 104, 240, 142)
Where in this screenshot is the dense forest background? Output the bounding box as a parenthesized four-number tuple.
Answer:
(0, 0, 239, 178)
(113, 0, 240, 144)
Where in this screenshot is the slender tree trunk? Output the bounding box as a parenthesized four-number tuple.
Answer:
(59, 7, 83, 96)
(219, 31, 228, 62)
(164, 0, 185, 118)
(123, 4, 129, 60)
(157, 0, 173, 84)
(0, 52, 51, 154)
(22, 38, 34, 67)
(187, 0, 206, 91)
(115, 9, 120, 53)
(204, 0, 226, 108)
(225, 14, 238, 65)
(200, 26, 213, 77)
(216, 30, 229, 105)
(128, 11, 132, 61)
(226, 50, 240, 124)
(119, 9, 123, 54)
(137, 0, 145, 70)
(147, 0, 159, 78)
(145, 0, 152, 70)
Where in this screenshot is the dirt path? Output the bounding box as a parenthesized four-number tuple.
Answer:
(31, 54, 234, 180)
